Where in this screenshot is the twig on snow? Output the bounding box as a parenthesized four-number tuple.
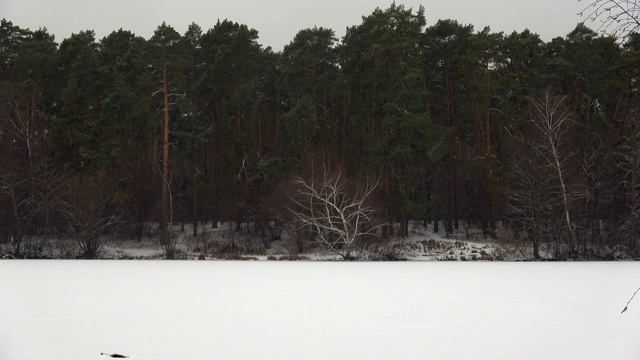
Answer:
(621, 286, 640, 313)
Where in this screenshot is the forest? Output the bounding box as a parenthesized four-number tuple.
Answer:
(1, 3, 640, 259)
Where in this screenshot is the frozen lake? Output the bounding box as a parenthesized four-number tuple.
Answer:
(1, 261, 639, 360)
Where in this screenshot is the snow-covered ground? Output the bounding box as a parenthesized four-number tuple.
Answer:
(94, 222, 506, 261)
(0, 221, 626, 261)
(1, 261, 639, 360)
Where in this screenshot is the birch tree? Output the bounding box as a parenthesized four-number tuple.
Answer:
(527, 91, 577, 253)
(1, 83, 41, 170)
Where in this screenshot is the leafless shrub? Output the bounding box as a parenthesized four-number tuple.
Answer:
(189, 230, 212, 258)
(0, 160, 69, 257)
(365, 240, 407, 261)
(0, 172, 32, 255)
(223, 221, 239, 251)
(52, 237, 76, 259)
(31, 161, 69, 251)
(62, 172, 125, 259)
(208, 240, 236, 258)
(284, 223, 313, 254)
(238, 236, 267, 255)
(208, 222, 267, 256)
(618, 121, 640, 254)
(276, 254, 310, 261)
(288, 164, 381, 260)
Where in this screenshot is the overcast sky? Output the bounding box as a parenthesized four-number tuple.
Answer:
(2, 0, 591, 51)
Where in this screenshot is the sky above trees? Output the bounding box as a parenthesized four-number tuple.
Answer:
(2, 0, 589, 51)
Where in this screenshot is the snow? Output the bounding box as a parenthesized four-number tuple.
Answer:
(39, 221, 505, 261)
(4, 221, 604, 261)
(1, 261, 639, 360)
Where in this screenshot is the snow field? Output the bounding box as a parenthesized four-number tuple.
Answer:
(1, 261, 639, 360)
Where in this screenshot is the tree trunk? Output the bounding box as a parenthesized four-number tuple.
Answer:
(192, 165, 198, 237)
(550, 134, 576, 252)
(160, 62, 170, 245)
(275, 88, 280, 154)
(191, 144, 199, 237)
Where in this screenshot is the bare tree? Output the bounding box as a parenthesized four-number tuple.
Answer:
(506, 92, 578, 257)
(618, 122, 640, 252)
(580, 0, 640, 41)
(505, 153, 560, 259)
(32, 161, 69, 253)
(288, 166, 380, 260)
(0, 172, 32, 255)
(0, 82, 44, 172)
(618, 118, 640, 314)
(62, 172, 125, 258)
(527, 92, 578, 253)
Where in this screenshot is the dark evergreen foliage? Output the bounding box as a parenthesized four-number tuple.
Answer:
(1, 3, 639, 258)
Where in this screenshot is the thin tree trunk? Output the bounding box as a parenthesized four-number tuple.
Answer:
(160, 62, 170, 245)
(192, 153, 198, 237)
(276, 89, 280, 154)
(550, 135, 576, 251)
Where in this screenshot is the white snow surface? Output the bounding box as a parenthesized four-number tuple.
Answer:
(85, 222, 508, 261)
(1, 261, 639, 360)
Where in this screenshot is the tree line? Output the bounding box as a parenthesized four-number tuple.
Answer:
(1, 3, 640, 259)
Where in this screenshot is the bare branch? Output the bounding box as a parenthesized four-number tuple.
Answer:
(622, 286, 640, 313)
(288, 166, 380, 259)
(580, 0, 640, 41)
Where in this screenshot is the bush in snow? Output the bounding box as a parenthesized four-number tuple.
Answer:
(61, 171, 125, 259)
(288, 164, 381, 260)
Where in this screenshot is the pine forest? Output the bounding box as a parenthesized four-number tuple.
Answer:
(2, 3, 640, 260)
